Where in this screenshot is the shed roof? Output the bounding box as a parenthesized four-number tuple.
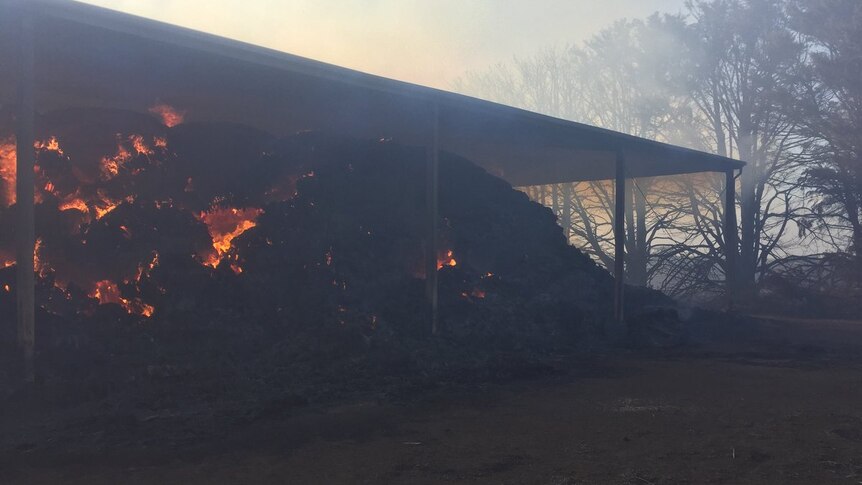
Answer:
(0, 0, 744, 186)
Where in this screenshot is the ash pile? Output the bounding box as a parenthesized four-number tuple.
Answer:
(0, 107, 672, 408)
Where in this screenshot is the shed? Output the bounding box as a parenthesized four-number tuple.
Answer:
(1, 0, 743, 380)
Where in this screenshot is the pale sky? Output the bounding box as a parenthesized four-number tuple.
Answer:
(77, 0, 687, 89)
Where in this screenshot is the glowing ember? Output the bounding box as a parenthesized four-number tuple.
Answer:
(93, 193, 122, 219)
(34, 237, 49, 277)
(34, 136, 64, 155)
(3, 284, 9, 292)
(148, 103, 185, 127)
(1, 136, 67, 207)
(89, 279, 154, 317)
(131, 251, 160, 283)
(198, 205, 263, 268)
(437, 250, 457, 270)
(90, 280, 119, 304)
(0, 137, 16, 206)
(100, 142, 132, 180)
(130, 134, 153, 156)
(58, 197, 89, 213)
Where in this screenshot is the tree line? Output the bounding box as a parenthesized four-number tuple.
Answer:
(453, 0, 861, 314)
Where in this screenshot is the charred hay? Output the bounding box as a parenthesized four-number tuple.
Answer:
(0, 108, 674, 409)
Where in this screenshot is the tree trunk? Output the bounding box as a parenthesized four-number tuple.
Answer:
(633, 180, 649, 286)
(561, 183, 573, 240)
(736, 126, 758, 298)
(624, 179, 648, 286)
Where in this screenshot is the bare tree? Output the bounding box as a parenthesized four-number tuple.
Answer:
(455, 16, 695, 288)
(456, 1, 820, 305)
(789, 0, 862, 280)
(681, 0, 810, 298)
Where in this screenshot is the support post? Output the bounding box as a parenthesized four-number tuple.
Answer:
(425, 102, 440, 335)
(724, 169, 739, 309)
(16, 6, 36, 383)
(613, 151, 626, 324)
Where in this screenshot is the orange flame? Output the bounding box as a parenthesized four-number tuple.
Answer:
(34, 136, 64, 155)
(131, 251, 159, 284)
(1, 136, 67, 207)
(0, 137, 16, 206)
(100, 144, 131, 180)
(89, 279, 154, 317)
(437, 249, 457, 270)
(130, 134, 153, 156)
(93, 192, 123, 219)
(198, 205, 262, 268)
(148, 103, 185, 127)
(58, 197, 89, 213)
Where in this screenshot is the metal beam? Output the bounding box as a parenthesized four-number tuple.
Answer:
(613, 151, 626, 323)
(425, 102, 440, 334)
(724, 169, 739, 309)
(16, 6, 36, 383)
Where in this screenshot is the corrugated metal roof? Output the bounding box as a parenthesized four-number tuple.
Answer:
(0, 0, 744, 185)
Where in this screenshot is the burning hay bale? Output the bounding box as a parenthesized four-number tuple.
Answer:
(0, 107, 672, 406)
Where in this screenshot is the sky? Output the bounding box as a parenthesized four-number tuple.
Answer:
(77, 0, 688, 90)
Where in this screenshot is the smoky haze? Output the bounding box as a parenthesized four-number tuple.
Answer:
(76, 0, 686, 89)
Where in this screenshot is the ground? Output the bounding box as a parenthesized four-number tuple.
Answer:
(3, 315, 862, 484)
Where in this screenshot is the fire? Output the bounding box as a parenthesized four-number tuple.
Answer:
(100, 143, 131, 180)
(131, 251, 159, 284)
(89, 279, 154, 317)
(198, 205, 263, 268)
(437, 249, 457, 270)
(98, 134, 161, 180)
(130, 134, 153, 156)
(0, 137, 16, 206)
(1, 136, 68, 207)
(93, 193, 123, 219)
(148, 103, 185, 127)
(34, 136, 64, 155)
(3, 284, 9, 292)
(59, 196, 89, 213)
(34, 237, 49, 277)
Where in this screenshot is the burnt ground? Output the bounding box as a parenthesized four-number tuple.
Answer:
(3, 314, 862, 484)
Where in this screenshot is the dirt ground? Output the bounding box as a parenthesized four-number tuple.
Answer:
(3, 315, 862, 484)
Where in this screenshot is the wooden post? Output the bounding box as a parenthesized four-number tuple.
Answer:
(724, 169, 739, 309)
(613, 151, 626, 323)
(16, 5, 36, 383)
(425, 102, 440, 335)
